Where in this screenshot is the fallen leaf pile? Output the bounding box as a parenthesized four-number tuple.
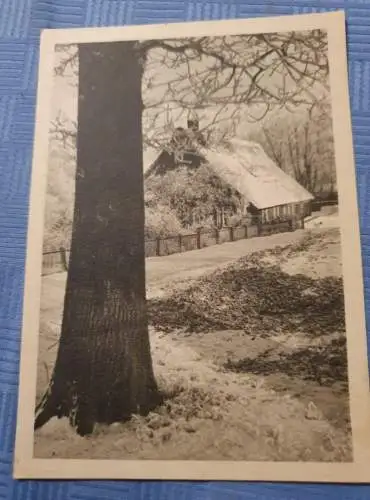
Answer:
(148, 258, 345, 337)
(224, 336, 348, 385)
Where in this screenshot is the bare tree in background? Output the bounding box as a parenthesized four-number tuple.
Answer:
(246, 95, 335, 196)
(37, 31, 330, 436)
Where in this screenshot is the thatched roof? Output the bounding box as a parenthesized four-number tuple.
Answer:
(144, 138, 314, 209)
(202, 139, 314, 209)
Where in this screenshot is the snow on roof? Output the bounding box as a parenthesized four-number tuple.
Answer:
(202, 138, 314, 209)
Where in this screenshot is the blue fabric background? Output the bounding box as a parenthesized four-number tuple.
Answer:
(1, 1, 369, 498)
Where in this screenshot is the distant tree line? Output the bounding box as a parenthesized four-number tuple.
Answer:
(244, 97, 336, 198)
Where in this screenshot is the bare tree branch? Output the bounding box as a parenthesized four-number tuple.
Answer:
(52, 30, 330, 153)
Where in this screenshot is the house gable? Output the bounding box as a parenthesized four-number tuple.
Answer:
(144, 127, 314, 228)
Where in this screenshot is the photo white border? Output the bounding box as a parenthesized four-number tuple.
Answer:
(13, 10, 370, 482)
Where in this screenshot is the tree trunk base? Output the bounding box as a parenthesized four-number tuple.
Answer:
(35, 385, 164, 437)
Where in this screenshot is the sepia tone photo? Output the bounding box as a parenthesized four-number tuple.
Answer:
(14, 12, 370, 481)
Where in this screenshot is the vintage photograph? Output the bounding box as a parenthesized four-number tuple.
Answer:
(14, 13, 370, 481)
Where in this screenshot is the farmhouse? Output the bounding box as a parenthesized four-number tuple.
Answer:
(144, 119, 314, 228)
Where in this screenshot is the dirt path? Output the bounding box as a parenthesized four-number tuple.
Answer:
(42, 228, 308, 308)
(147, 228, 308, 286)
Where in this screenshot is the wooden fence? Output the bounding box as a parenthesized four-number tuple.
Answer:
(310, 199, 338, 212)
(42, 218, 304, 275)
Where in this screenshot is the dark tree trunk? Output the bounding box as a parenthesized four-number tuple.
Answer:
(35, 42, 162, 436)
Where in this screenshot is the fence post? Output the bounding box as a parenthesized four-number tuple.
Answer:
(178, 234, 182, 252)
(60, 247, 68, 271)
(196, 229, 201, 249)
(257, 221, 262, 236)
(229, 226, 234, 242)
(301, 217, 305, 230)
(156, 237, 161, 256)
(215, 228, 219, 244)
(244, 225, 248, 239)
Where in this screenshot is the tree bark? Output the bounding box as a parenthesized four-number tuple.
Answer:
(35, 42, 162, 436)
